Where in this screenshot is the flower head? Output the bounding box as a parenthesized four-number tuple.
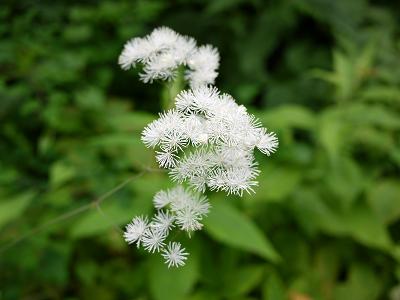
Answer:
(119, 27, 219, 86)
(150, 210, 175, 234)
(162, 242, 189, 268)
(142, 228, 167, 253)
(186, 45, 220, 87)
(142, 85, 278, 196)
(123, 216, 149, 247)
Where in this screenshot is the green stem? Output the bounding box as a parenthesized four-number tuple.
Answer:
(161, 67, 185, 110)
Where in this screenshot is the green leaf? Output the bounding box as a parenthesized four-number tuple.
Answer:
(74, 86, 105, 110)
(344, 202, 393, 251)
(361, 86, 400, 104)
(291, 189, 392, 251)
(290, 188, 348, 236)
(318, 109, 349, 160)
(262, 272, 286, 300)
(204, 199, 280, 262)
(324, 157, 365, 210)
(107, 111, 154, 132)
(70, 174, 168, 238)
(257, 105, 316, 131)
(50, 161, 77, 188)
(344, 104, 400, 129)
(148, 248, 199, 300)
(367, 179, 400, 225)
(249, 166, 301, 202)
(89, 134, 154, 168)
(0, 192, 35, 229)
(334, 264, 382, 300)
(223, 265, 264, 297)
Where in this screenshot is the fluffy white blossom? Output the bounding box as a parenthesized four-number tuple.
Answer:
(141, 85, 278, 196)
(185, 45, 220, 87)
(119, 27, 219, 86)
(142, 228, 167, 253)
(162, 242, 189, 268)
(123, 216, 148, 247)
(122, 27, 278, 269)
(153, 190, 172, 209)
(150, 210, 175, 234)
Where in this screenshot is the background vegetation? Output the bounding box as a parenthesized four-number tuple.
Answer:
(1, 0, 400, 299)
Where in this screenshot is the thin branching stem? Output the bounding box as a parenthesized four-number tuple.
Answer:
(0, 171, 152, 254)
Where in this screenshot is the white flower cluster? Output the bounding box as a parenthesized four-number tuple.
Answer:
(118, 27, 219, 87)
(123, 186, 209, 267)
(119, 26, 278, 268)
(142, 85, 278, 196)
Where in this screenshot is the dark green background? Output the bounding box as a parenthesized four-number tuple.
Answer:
(1, 0, 400, 299)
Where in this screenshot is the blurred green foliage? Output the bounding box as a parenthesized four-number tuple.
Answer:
(1, 0, 400, 299)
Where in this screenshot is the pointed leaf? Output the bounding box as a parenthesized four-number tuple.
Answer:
(204, 199, 280, 262)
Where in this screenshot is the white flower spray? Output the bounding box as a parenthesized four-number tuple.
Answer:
(119, 27, 278, 268)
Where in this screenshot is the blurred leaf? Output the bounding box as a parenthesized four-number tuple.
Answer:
(344, 202, 393, 251)
(50, 161, 76, 188)
(250, 166, 302, 202)
(317, 109, 349, 160)
(262, 272, 286, 300)
(74, 86, 105, 110)
(258, 105, 316, 131)
(361, 86, 400, 104)
(204, 199, 280, 262)
(148, 248, 199, 300)
(223, 265, 264, 297)
(70, 173, 168, 238)
(89, 134, 153, 168)
(290, 188, 392, 251)
(333, 264, 382, 300)
(344, 104, 400, 129)
(206, 0, 247, 14)
(367, 179, 400, 225)
(107, 111, 154, 132)
(0, 191, 35, 229)
(324, 157, 364, 210)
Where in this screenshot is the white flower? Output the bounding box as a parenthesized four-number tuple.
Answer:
(256, 128, 279, 156)
(175, 208, 203, 234)
(169, 148, 213, 185)
(167, 185, 195, 211)
(153, 190, 172, 209)
(208, 167, 259, 196)
(186, 45, 220, 87)
(175, 85, 220, 115)
(121, 27, 280, 269)
(150, 210, 175, 234)
(119, 27, 216, 86)
(123, 216, 148, 247)
(161, 242, 189, 268)
(156, 150, 178, 168)
(162, 186, 210, 234)
(141, 85, 278, 196)
(141, 110, 183, 148)
(142, 228, 167, 253)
